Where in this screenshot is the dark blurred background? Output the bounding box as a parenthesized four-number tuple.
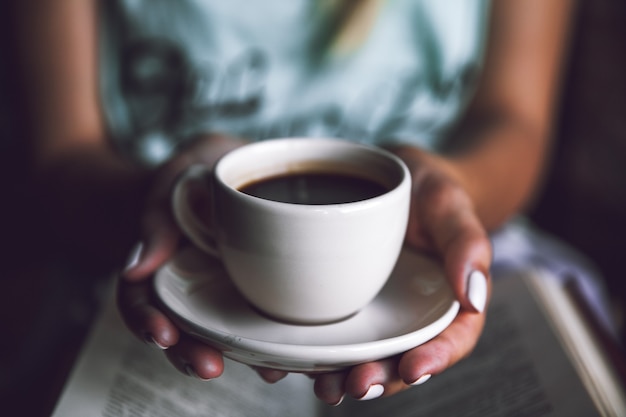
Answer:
(530, 0, 626, 334)
(1, 1, 625, 416)
(0, 2, 104, 416)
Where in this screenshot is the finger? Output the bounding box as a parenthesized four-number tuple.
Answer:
(435, 214, 491, 313)
(341, 308, 486, 400)
(398, 308, 486, 385)
(122, 135, 244, 281)
(319, 359, 411, 401)
(122, 206, 180, 281)
(410, 176, 492, 312)
(251, 367, 288, 384)
(342, 358, 407, 400)
(314, 370, 349, 406)
(165, 335, 225, 380)
(116, 279, 180, 349)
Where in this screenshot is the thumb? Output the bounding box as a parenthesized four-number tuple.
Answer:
(122, 206, 181, 281)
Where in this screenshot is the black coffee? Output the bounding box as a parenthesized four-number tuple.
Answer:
(238, 172, 389, 205)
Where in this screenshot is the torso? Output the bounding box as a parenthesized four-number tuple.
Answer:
(100, 0, 490, 164)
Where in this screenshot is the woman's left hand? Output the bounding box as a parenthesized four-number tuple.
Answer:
(312, 145, 492, 405)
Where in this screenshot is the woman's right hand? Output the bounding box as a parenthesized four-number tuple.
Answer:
(117, 133, 250, 380)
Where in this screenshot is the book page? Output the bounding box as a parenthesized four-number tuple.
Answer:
(51, 292, 320, 417)
(526, 271, 626, 417)
(52, 269, 620, 417)
(327, 269, 609, 417)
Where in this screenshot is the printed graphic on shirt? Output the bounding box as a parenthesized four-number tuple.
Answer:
(101, 0, 489, 164)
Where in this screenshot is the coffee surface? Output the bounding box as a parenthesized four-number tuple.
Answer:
(238, 172, 388, 205)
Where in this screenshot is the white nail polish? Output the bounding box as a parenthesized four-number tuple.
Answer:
(410, 374, 432, 386)
(124, 242, 143, 272)
(331, 394, 346, 407)
(147, 336, 168, 350)
(467, 270, 487, 313)
(358, 384, 384, 401)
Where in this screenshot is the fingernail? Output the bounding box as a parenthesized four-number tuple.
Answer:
(185, 364, 213, 381)
(144, 334, 168, 350)
(357, 384, 384, 401)
(330, 394, 346, 407)
(410, 373, 432, 386)
(124, 242, 144, 273)
(467, 270, 487, 313)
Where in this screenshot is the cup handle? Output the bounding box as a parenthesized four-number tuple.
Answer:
(172, 164, 220, 257)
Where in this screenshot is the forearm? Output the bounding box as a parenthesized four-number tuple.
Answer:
(442, 0, 576, 231)
(441, 107, 552, 231)
(35, 144, 152, 266)
(13, 0, 148, 265)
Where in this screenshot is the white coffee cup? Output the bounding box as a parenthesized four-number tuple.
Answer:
(172, 138, 411, 324)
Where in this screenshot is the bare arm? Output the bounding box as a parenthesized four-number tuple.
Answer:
(13, 0, 241, 384)
(16, 0, 104, 157)
(448, 0, 576, 228)
(14, 0, 150, 263)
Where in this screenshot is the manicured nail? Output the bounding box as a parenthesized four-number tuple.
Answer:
(330, 394, 346, 407)
(144, 334, 168, 350)
(124, 242, 144, 273)
(358, 384, 384, 401)
(467, 270, 487, 313)
(410, 374, 432, 386)
(185, 364, 213, 381)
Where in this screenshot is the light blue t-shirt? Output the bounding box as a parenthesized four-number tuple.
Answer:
(100, 0, 490, 165)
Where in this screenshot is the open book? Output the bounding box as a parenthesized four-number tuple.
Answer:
(51, 268, 626, 417)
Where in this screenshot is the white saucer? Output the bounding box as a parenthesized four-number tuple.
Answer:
(154, 246, 460, 372)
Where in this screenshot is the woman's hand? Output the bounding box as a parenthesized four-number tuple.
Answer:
(117, 133, 249, 380)
(312, 145, 492, 405)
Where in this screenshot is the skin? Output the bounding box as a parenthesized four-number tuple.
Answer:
(14, 0, 575, 405)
